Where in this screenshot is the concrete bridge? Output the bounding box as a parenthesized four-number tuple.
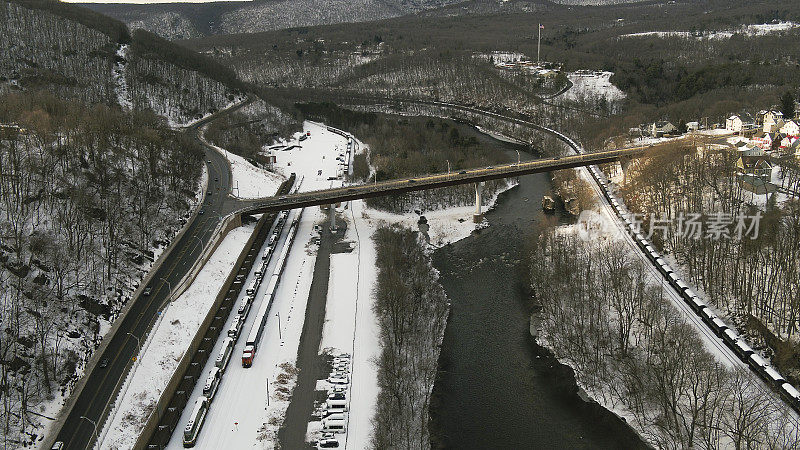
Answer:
(236, 144, 660, 221)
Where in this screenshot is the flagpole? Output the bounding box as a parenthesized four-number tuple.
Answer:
(537, 24, 541, 63)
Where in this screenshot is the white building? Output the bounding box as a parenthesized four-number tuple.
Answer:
(762, 110, 784, 132)
(726, 115, 744, 133)
(780, 120, 800, 137)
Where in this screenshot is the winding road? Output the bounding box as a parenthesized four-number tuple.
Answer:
(50, 101, 257, 450)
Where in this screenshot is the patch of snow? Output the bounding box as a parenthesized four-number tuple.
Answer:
(112, 44, 131, 110)
(697, 128, 733, 136)
(620, 22, 800, 40)
(201, 133, 284, 199)
(99, 224, 256, 450)
(362, 179, 517, 247)
(564, 71, 626, 103)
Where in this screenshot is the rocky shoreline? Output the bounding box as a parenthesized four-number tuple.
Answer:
(529, 317, 652, 450)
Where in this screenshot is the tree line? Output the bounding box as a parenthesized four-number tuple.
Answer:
(529, 229, 800, 449)
(0, 91, 203, 446)
(616, 143, 800, 381)
(2, 1, 253, 126)
(298, 102, 512, 213)
(371, 225, 449, 449)
(204, 99, 300, 160)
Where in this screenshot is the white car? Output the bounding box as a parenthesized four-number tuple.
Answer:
(328, 374, 349, 384)
(317, 438, 340, 449)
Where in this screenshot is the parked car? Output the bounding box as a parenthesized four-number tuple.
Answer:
(317, 438, 339, 448)
(328, 374, 349, 384)
(328, 392, 346, 400)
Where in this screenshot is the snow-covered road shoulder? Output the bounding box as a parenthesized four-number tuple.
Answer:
(99, 224, 255, 450)
(200, 133, 284, 199)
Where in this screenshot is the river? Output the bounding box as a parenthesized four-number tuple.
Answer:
(428, 123, 649, 449)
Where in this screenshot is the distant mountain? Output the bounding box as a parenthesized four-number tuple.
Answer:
(84, 0, 478, 39)
(2, 0, 247, 124)
(549, 0, 649, 4)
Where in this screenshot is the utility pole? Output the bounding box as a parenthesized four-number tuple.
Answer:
(537, 24, 542, 63)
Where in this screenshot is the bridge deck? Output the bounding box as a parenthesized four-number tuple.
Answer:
(241, 145, 660, 214)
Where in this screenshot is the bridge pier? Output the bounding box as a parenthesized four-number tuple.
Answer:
(329, 203, 337, 232)
(620, 157, 632, 185)
(473, 182, 484, 223)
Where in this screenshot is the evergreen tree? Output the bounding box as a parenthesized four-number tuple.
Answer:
(780, 91, 795, 119)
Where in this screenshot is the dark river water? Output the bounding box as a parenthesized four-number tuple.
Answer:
(428, 124, 648, 449)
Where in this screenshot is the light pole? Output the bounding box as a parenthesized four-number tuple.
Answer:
(276, 312, 282, 340)
(158, 277, 172, 295)
(81, 416, 98, 445)
(191, 235, 204, 254)
(127, 332, 140, 355)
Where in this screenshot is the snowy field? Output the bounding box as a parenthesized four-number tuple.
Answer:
(271, 121, 352, 186)
(163, 121, 352, 449)
(99, 223, 256, 450)
(620, 22, 800, 40)
(563, 71, 626, 103)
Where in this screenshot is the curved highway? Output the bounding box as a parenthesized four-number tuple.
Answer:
(47, 94, 703, 450)
(51, 101, 255, 450)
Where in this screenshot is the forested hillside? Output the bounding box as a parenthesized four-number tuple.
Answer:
(0, 2, 259, 446)
(185, 0, 800, 127)
(0, 1, 119, 104)
(0, 92, 204, 447)
(1, 1, 244, 126)
(204, 98, 299, 160)
(615, 145, 800, 385)
(86, 0, 472, 38)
